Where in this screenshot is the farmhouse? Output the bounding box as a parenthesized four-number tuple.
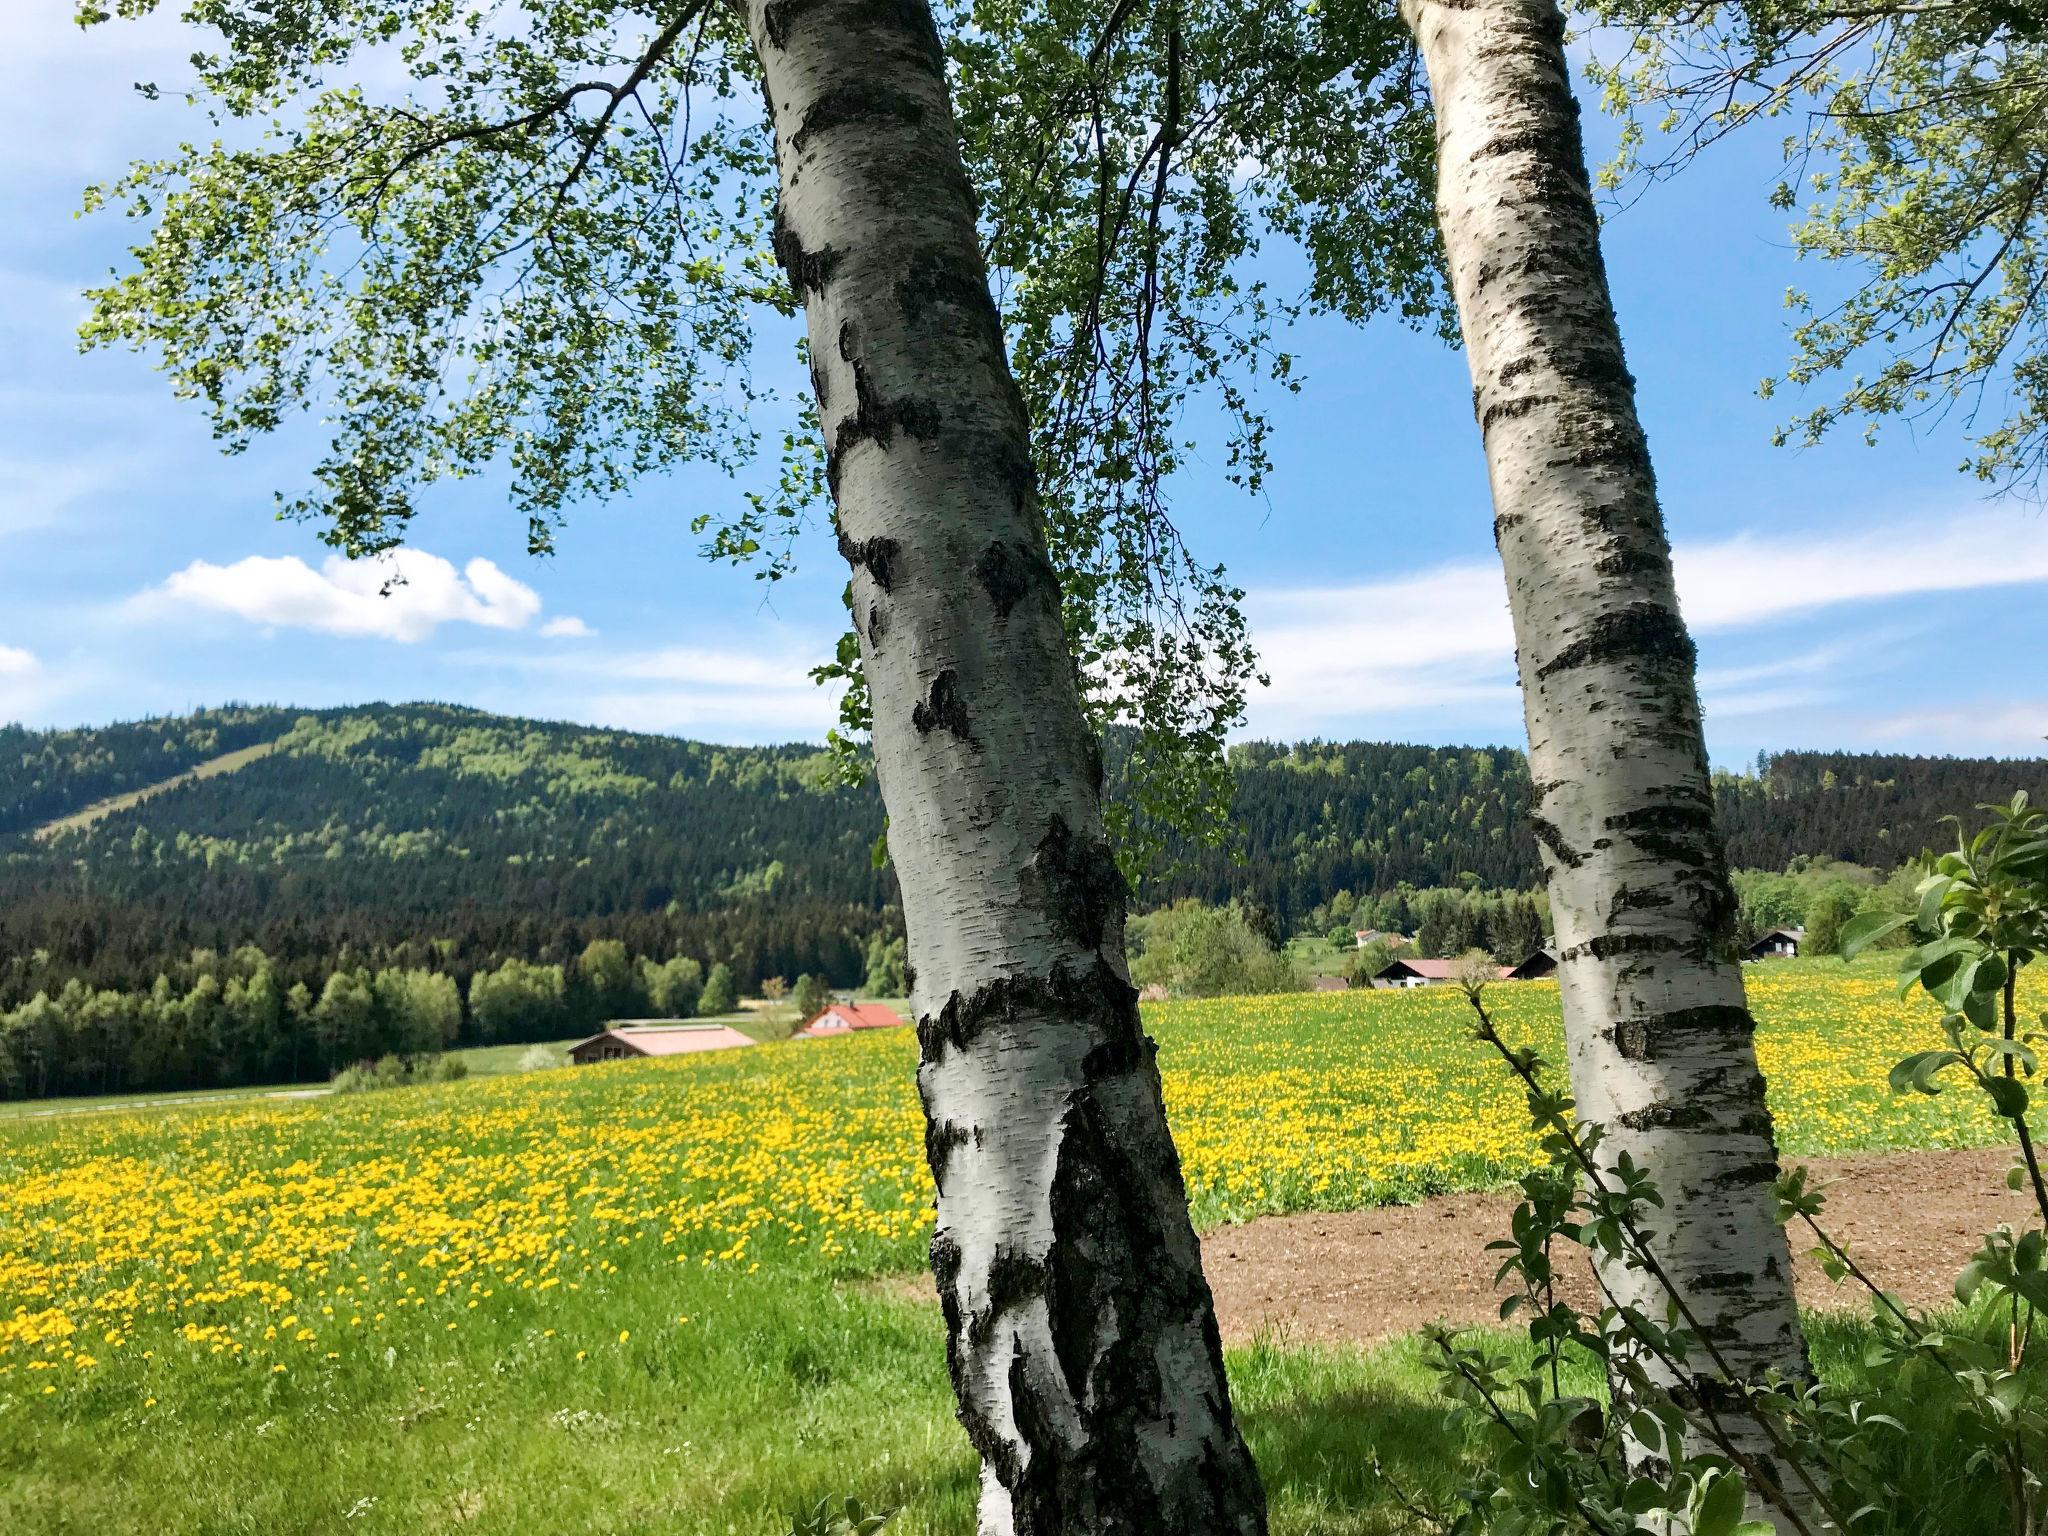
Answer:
(1503, 947, 1558, 981)
(568, 1021, 757, 1064)
(1373, 957, 1459, 988)
(796, 1002, 907, 1038)
(1353, 928, 1408, 949)
(1372, 957, 1529, 988)
(1747, 926, 1806, 961)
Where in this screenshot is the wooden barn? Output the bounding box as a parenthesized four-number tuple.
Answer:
(568, 1022, 757, 1065)
(1307, 974, 1351, 993)
(1503, 947, 1558, 981)
(1746, 926, 1805, 961)
(795, 1002, 907, 1039)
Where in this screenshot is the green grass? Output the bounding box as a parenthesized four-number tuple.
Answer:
(0, 958, 2033, 1534)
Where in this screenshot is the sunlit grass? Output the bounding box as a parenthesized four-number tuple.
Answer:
(0, 956, 2027, 1533)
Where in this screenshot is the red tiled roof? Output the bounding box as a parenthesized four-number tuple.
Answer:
(797, 1003, 907, 1037)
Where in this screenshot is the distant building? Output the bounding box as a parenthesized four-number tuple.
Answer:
(1373, 957, 1457, 988)
(1746, 926, 1805, 961)
(795, 1002, 907, 1039)
(1503, 948, 1558, 981)
(1354, 928, 1408, 949)
(1307, 974, 1351, 992)
(1374, 957, 1517, 989)
(568, 1022, 757, 1065)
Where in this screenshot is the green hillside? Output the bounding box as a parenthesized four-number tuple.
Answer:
(0, 703, 2041, 1003)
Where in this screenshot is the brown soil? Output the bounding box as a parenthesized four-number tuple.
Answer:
(1201, 1146, 2032, 1347)
(870, 1147, 2035, 1349)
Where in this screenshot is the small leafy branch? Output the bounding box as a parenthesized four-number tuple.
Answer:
(1400, 794, 2048, 1535)
(787, 1496, 896, 1536)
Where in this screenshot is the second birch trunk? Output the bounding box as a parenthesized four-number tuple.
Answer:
(1399, 0, 1811, 1511)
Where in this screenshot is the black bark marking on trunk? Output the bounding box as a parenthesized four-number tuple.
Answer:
(897, 249, 1006, 349)
(1533, 602, 1695, 680)
(1559, 931, 1686, 966)
(1592, 544, 1667, 580)
(975, 540, 1053, 618)
(835, 525, 900, 592)
(926, 1116, 971, 1192)
(829, 347, 943, 493)
(863, 600, 888, 648)
(1479, 392, 1558, 435)
(917, 958, 1138, 1063)
(1616, 1100, 1713, 1132)
(771, 207, 843, 298)
(791, 83, 926, 156)
(911, 668, 975, 744)
(998, 439, 1039, 514)
(1712, 1160, 1780, 1189)
(1610, 882, 1674, 914)
(1492, 510, 1524, 545)
(1027, 815, 1128, 953)
(972, 1246, 1050, 1349)
(1605, 1004, 1755, 1063)
(1527, 814, 1584, 869)
(765, 0, 948, 68)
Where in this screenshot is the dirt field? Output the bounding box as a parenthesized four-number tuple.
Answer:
(1199, 1145, 2032, 1346)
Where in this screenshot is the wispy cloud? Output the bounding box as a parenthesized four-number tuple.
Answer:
(1246, 509, 2048, 739)
(461, 634, 846, 740)
(136, 548, 569, 643)
(0, 644, 38, 678)
(538, 615, 595, 640)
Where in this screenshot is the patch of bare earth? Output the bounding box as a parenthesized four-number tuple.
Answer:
(868, 1148, 2032, 1348)
(1201, 1146, 2032, 1347)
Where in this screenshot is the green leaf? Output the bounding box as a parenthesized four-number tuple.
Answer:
(1839, 910, 1909, 961)
(1987, 1076, 2031, 1119)
(1889, 1050, 1963, 1095)
(1693, 1471, 1748, 1536)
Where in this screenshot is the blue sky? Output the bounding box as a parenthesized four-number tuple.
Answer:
(1, 10, 2041, 762)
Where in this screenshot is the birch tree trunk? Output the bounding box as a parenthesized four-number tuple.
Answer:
(1399, 0, 1811, 1505)
(743, 5, 1267, 1534)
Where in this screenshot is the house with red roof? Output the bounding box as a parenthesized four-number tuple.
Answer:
(795, 1002, 907, 1038)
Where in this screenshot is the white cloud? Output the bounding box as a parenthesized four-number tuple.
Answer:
(1672, 511, 2048, 632)
(459, 632, 846, 741)
(1858, 701, 2048, 754)
(1245, 509, 2048, 738)
(0, 644, 38, 677)
(141, 548, 550, 643)
(539, 615, 595, 640)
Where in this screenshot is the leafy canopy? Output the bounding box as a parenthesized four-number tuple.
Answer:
(1586, 0, 2048, 493)
(75, 0, 1450, 884)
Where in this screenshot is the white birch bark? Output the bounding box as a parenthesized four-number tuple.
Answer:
(743, 5, 1267, 1533)
(1399, 0, 1810, 1514)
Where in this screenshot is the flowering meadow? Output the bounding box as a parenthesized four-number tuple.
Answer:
(0, 960, 2028, 1534)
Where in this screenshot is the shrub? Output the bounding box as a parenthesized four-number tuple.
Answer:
(516, 1044, 561, 1072)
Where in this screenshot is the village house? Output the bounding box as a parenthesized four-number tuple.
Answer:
(568, 1021, 758, 1064)
(1746, 926, 1805, 961)
(795, 1002, 907, 1038)
(1353, 928, 1409, 949)
(1502, 947, 1558, 981)
(1307, 974, 1351, 993)
(1372, 956, 1538, 988)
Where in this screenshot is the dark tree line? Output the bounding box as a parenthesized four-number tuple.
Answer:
(0, 704, 2040, 1094)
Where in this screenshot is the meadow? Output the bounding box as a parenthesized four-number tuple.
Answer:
(0, 960, 2030, 1534)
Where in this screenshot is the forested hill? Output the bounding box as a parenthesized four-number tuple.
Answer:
(0, 704, 2040, 993)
